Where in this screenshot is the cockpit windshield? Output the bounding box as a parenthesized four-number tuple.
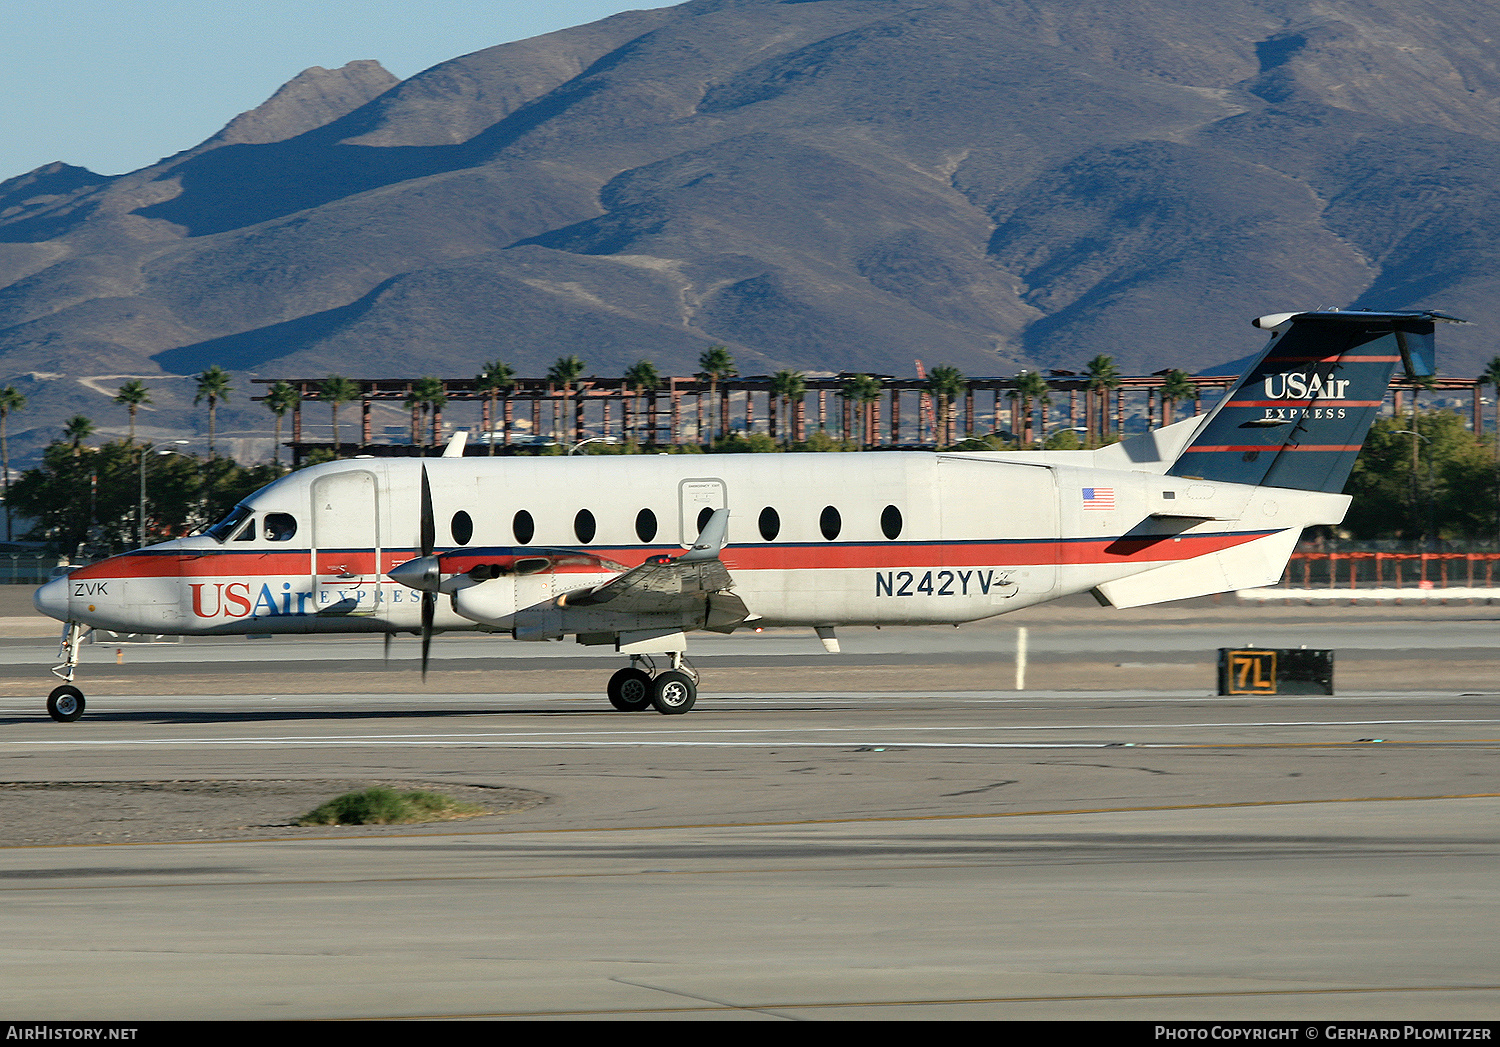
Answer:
(205, 504, 252, 543)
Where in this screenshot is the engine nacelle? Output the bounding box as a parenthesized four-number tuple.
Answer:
(512, 603, 564, 642)
(452, 577, 518, 627)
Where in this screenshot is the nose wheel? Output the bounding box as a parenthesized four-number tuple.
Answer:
(45, 622, 89, 722)
(606, 655, 699, 714)
(47, 685, 85, 723)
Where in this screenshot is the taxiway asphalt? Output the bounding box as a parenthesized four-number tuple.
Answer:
(0, 597, 1497, 1020)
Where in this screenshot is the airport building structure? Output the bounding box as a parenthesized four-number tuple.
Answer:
(253, 371, 1493, 468)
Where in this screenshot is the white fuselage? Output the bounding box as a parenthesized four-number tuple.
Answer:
(36, 449, 1342, 639)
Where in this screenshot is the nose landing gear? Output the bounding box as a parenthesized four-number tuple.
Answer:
(45, 622, 89, 722)
(606, 654, 699, 714)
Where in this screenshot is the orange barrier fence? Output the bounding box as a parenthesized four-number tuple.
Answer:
(1283, 552, 1500, 590)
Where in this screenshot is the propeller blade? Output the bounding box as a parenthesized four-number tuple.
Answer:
(421, 592, 435, 680)
(383, 631, 392, 667)
(414, 464, 437, 679)
(419, 464, 435, 558)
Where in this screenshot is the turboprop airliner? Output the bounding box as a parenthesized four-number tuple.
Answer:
(31, 309, 1458, 721)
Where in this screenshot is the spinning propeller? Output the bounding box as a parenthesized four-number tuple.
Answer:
(386, 465, 441, 679)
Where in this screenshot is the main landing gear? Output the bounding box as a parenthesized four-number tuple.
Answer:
(45, 622, 89, 722)
(606, 655, 698, 715)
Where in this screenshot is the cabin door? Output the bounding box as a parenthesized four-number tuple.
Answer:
(311, 470, 382, 616)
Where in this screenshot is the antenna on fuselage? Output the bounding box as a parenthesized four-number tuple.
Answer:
(441, 431, 469, 458)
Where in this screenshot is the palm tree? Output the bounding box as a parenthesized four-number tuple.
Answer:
(405, 376, 446, 447)
(1012, 370, 1051, 447)
(1159, 369, 1197, 427)
(0, 386, 24, 540)
(63, 415, 95, 457)
(841, 374, 883, 449)
(770, 370, 807, 447)
(264, 381, 300, 467)
(697, 345, 737, 441)
(194, 366, 232, 456)
(1085, 354, 1121, 445)
(113, 379, 151, 443)
(475, 361, 516, 455)
(926, 365, 966, 447)
(547, 355, 586, 444)
(1407, 372, 1438, 537)
(320, 374, 360, 457)
(624, 360, 660, 446)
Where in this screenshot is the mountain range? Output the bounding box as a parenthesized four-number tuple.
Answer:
(2, 0, 1497, 461)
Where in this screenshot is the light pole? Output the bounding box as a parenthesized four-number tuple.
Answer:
(138, 442, 189, 549)
(1044, 425, 1089, 447)
(1392, 430, 1435, 546)
(567, 437, 613, 455)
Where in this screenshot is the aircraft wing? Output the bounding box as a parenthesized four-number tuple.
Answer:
(557, 508, 735, 616)
(558, 556, 733, 614)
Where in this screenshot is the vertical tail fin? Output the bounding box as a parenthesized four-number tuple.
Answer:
(1167, 310, 1463, 493)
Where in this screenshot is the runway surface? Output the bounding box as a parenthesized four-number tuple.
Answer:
(5, 593, 1500, 697)
(1, 598, 1498, 1020)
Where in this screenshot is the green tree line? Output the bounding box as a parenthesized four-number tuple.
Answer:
(1343, 413, 1500, 543)
(9, 440, 283, 558)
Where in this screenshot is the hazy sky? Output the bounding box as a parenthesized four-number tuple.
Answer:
(1, 1, 665, 183)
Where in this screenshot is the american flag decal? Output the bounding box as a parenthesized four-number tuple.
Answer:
(1082, 487, 1115, 510)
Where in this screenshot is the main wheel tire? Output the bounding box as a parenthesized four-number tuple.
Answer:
(47, 685, 85, 723)
(650, 670, 696, 715)
(607, 667, 654, 712)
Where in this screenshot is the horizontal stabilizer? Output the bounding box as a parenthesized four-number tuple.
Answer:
(1092, 528, 1301, 608)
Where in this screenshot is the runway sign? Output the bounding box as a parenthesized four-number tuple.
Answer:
(1218, 648, 1334, 695)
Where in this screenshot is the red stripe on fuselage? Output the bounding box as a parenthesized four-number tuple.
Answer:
(1226, 400, 1382, 408)
(1182, 445, 1360, 453)
(1266, 355, 1400, 363)
(72, 530, 1279, 582)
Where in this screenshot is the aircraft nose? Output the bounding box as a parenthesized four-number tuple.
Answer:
(33, 576, 69, 621)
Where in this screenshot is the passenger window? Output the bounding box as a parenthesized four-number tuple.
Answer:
(696, 506, 713, 535)
(574, 509, 596, 544)
(820, 506, 841, 541)
(758, 507, 780, 541)
(513, 510, 534, 545)
(881, 505, 902, 540)
(264, 513, 297, 542)
(635, 508, 658, 543)
(451, 510, 473, 545)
